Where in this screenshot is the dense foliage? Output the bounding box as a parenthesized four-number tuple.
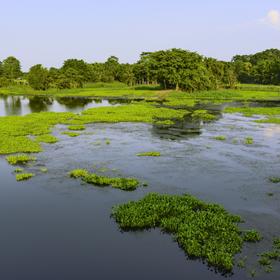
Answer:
(1, 48, 280, 91)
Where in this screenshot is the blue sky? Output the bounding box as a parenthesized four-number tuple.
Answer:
(1, 0, 280, 70)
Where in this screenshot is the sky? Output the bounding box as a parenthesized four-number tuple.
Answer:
(1, 0, 280, 71)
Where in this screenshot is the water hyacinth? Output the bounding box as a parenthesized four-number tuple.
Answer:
(69, 169, 139, 191)
(112, 193, 260, 272)
(6, 154, 36, 165)
(16, 173, 34, 181)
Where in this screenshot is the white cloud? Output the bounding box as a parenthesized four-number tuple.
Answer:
(262, 10, 280, 29)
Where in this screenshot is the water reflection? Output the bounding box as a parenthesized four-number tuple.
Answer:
(0, 95, 119, 116)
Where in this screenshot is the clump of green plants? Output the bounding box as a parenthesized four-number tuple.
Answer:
(243, 230, 262, 242)
(269, 177, 280, 184)
(191, 110, 216, 121)
(16, 173, 34, 181)
(40, 167, 48, 173)
(111, 192, 259, 272)
(153, 120, 175, 127)
(35, 134, 58, 144)
(69, 169, 139, 191)
(68, 125, 86, 131)
(258, 237, 280, 273)
(14, 168, 23, 173)
(105, 139, 111, 145)
(244, 137, 254, 145)
(62, 131, 80, 137)
(136, 151, 161, 157)
(6, 154, 36, 165)
(224, 107, 280, 117)
(214, 135, 227, 141)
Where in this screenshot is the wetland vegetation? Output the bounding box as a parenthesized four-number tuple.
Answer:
(0, 47, 280, 279)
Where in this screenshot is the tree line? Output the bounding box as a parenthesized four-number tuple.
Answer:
(0, 48, 279, 91)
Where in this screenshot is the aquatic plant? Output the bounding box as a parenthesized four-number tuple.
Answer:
(191, 110, 216, 121)
(136, 152, 161, 157)
(244, 137, 254, 145)
(269, 177, 280, 184)
(16, 173, 34, 181)
(68, 125, 86, 131)
(153, 120, 175, 126)
(35, 134, 58, 144)
(6, 154, 36, 165)
(258, 237, 280, 273)
(105, 139, 111, 145)
(14, 168, 23, 173)
(111, 192, 254, 272)
(214, 135, 227, 141)
(69, 169, 139, 191)
(224, 107, 280, 117)
(40, 167, 48, 173)
(243, 230, 262, 242)
(62, 131, 80, 137)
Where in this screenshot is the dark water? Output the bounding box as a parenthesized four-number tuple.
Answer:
(0, 96, 280, 280)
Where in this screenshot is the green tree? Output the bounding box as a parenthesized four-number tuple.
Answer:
(28, 64, 50, 90)
(2, 56, 22, 79)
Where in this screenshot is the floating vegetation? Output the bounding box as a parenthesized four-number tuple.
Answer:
(244, 137, 254, 145)
(224, 107, 280, 117)
(111, 192, 260, 272)
(68, 125, 86, 131)
(16, 173, 34, 181)
(214, 135, 227, 141)
(40, 167, 48, 173)
(258, 238, 280, 273)
(136, 151, 161, 157)
(243, 230, 262, 242)
(6, 154, 36, 165)
(35, 134, 58, 144)
(105, 139, 111, 145)
(14, 168, 23, 173)
(69, 169, 139, 191)
(153, 119, 175, 127)
(191, 110, 216, 121)
(269, 177, 280, 184)
(62, 131, 80, 137)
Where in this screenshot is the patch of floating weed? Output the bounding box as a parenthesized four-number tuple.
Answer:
(258, 237, 280, 273)
(243, 230, 262, 242)
(224, 107, 280, 117)
(35, 134, 58, 144)
(16, 173, 34, 181)
(6, 154, 36, 165)
(191, 110, 216, 121)
(256, 118, 280, 124)
(111, 192, 260, 272)
(153, 119, 175, 127)
(68, 125, 85, 131)
(244, 137, 254, 145)
(62, 131, 80, 137)
(136, 151, 161, 157)
(40, 167, 48, 173)
(214, 135, 227, 141)
(105, 139, 111, 145)
(69, 169, 139, 191)
(269, 177, 280, 184)
(14, 168, 23, 173)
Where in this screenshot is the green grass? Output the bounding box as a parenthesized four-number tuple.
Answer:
(6, 154, 36, 165)
(136, 151, 161, 157)
(112, 192, 260, 272)
(191, 110, 217, 121)
(16, 173, 34, 181)
(69, 169, 139, 191)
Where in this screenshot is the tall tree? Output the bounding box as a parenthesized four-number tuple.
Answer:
(28, 64, 50, 90)
(2, 56, 22, 79)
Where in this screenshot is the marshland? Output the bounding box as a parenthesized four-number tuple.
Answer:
(1, 8, 280, 278)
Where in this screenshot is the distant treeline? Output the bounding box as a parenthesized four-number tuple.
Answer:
(0, 48, 279, 91)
